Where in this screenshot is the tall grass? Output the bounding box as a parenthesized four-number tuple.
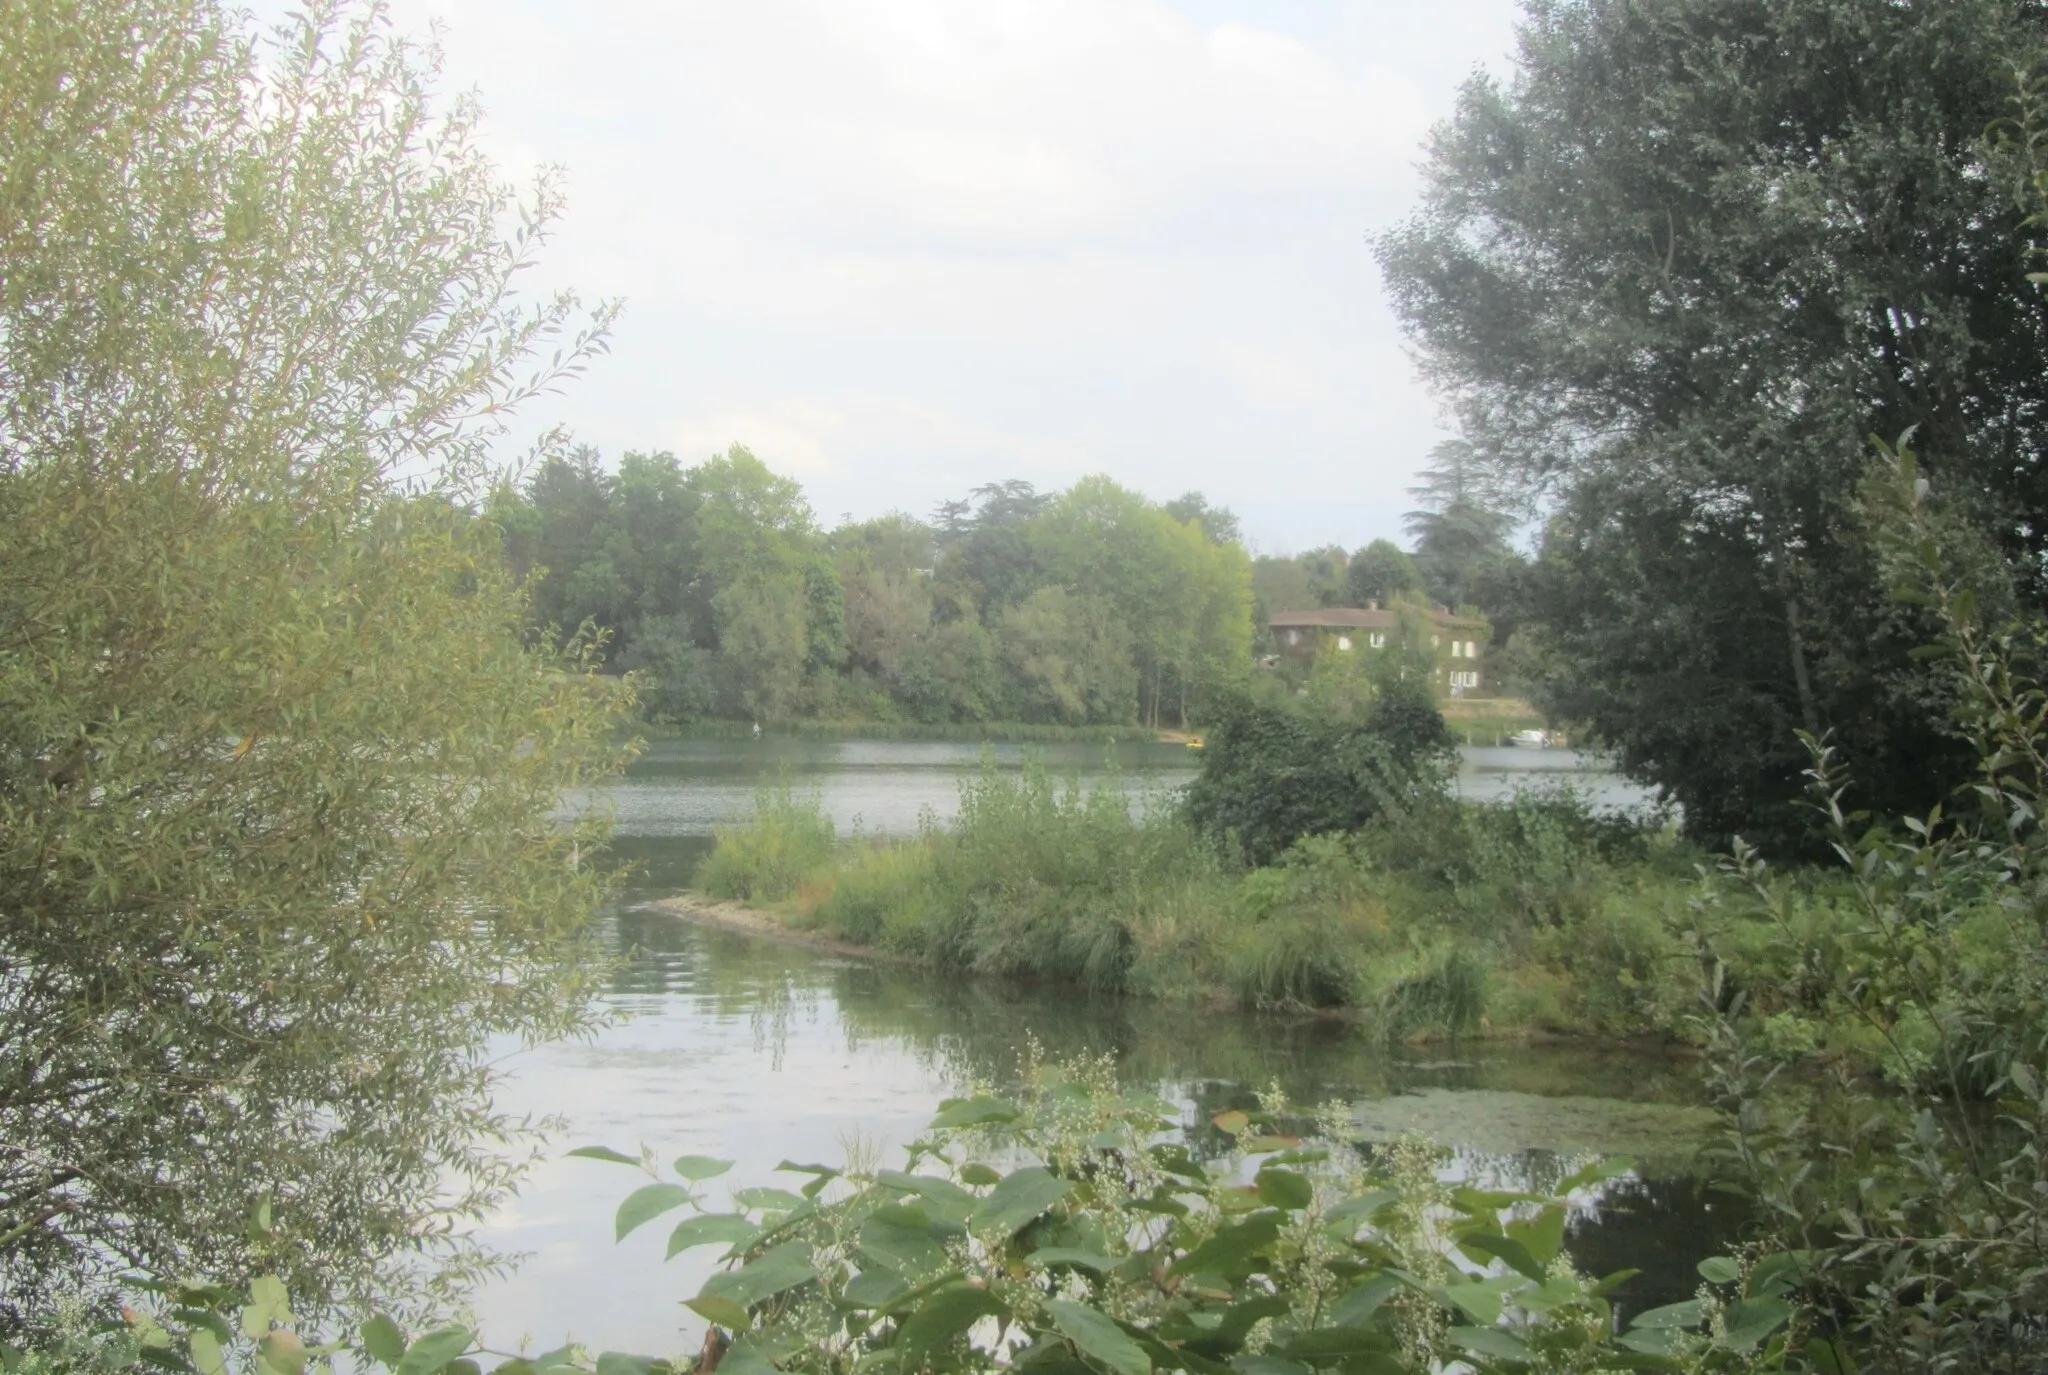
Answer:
(693, 763, 1709, 1039)
(695, 780, 835, 902)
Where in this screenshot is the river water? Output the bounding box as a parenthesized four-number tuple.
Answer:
(474, 739, 1714, 1357)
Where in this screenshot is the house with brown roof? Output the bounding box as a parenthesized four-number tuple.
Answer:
(1268, 602, 1488, 697)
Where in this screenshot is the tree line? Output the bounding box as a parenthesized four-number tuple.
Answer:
(490, 449, 1258, 728)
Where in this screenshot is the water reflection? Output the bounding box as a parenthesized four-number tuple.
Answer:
(474, 904, 1736, 1354)
(468, 740, 1719, 1355)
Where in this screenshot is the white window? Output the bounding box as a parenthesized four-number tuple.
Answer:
(1369, 632, 1385, 649)
(1431, 634, 1440, 648)
(1285, 629, 1300, 646)
(1336, 635, 1353, 651)
(1466, 641, 1478, 658)
(1451, 641, 1463, 658)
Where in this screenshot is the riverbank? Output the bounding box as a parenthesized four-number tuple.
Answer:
(632, 718, 1161, 743)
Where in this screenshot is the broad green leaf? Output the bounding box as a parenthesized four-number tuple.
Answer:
(673, 1155, 733, 1181)
(970, 1166, 1071, 1237)
(715, 1339, 780, 1375)
(394, 1328, 473, 1375)
(616, 1183, 695, 1240)
(1446, 1327, 1528, 1362)
(1695, 1256, 1740, 1285)
(732, 1187, 807, 1214)
(1459, 1230, 1545, 1283)
(842, 1270, 911, 1310)
(360, 1317, 408, 1367)
(931, 1097, 1020, 1129)
(1506, 1204, 1566, 1267)
(961, 1163, 1002, 1187)
(698, 1239, 818, 1312)
(683, 1297, 750, 1332)
(1716, 1297, 1792, 1353)
(240, 1277, 292, 1341)
(1170, 1212, 1282, 1278)
(1628, 1299, 1705, 1331)
(1029, 1248, 1122, 1275)
(1555, 1157, 1636, 1193)
(1273, 1326, 1393, 1362)
(1211, 1111, 1250, 1136)
(666, 1213, 759, 1260)
(1045, 1300, 1149, 1375)
(876, 1170, 979, 1217)
(446, 1361, 482, 1375)
(895, 1284, 1008, 1367)
(1227, 1359, 1308, 1375)
(1188, 1296, 1290, 1358)
(1325, 1274, 1402, 1329)
(594, 1354, 662, 1375)
(858, 1206, 949, 1278)
(1254, 1167, 1313, 1212)
(188, 1331, 227, 1375)
(566, 1147, 640, 1166)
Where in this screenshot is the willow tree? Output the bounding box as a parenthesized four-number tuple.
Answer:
(0, 0, 629, 1326)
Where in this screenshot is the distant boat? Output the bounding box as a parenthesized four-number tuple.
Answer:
(1186, 737, 1205, 751)
(1510, 729, 1549, 749)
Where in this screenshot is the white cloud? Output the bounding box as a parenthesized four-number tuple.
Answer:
(255, 0, 1524, 551)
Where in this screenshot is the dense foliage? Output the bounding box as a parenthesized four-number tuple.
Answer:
(0, 0, 629, 1326)
(1380, 0, 2048, 849)
(493, 457, 1257, 730)
(1183, 683, 1455, 868)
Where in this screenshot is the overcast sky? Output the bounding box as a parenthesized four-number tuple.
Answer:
(347, 0, 1525, 554)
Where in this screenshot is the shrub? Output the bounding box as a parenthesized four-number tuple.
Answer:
(1183, 681, 1455, 866)
(696, 783, 835, 902)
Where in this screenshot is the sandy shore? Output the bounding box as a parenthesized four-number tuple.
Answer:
(654, 892, 923, 966)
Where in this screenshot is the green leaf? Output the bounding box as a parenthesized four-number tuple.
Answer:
(931, 1097, 1020, 1129)
(1805, 1337, 1859, 1375)
(1555, 1157, 1635, 1193)
(895, 1284, 1008, 1367)
(1226, 1359, 1307, 1375)
(961, 1163, 1002, 1187)
(666, 1213, 759, 1260)
(841, 1270, 911, 1310)
(394, 1328, 474, 1375)
(969, 1166, 1071, 1237)
(698, 1239, 818, 1312)
(732, 1187, 807, 1214)
(682, 1297, 750, 1332)
(1028, 1248, 1123, 1275)
(1446, 1327, 1528, 1362)
(188, 1331, 227, 1375)
(1695, 1256, 1740, 1285)
(1211, 1111, 1250, 1136)
(1715, 1297, 1791, 1354)
(1045, 1300, 1149, 1375)
(714, 1339, 780, 1375)
(876, 1170, 979, 1217)
(566, 1146, 640, 1166)
(1628, 1299, 1705, 1331)
(1325, 1274, 1403, 1329)
(1171, 1212, 1282, 1278)
(1254, 1167, 1313, 1212)
(1458, 1230, 1545, 1283)
(616, 1183, 695, 1240)
(858, 1206, 949, 1278)
(594, 1354, 663, 1375)
(360, 1316, 408, 1367)
(1272, 1326, 1393, 1362)
(446, 1361, 482, 1375)
(240, 1277, 292, 1341)
(1506, 1204, 1566, 1267)
(673, 1155, 733, 1181)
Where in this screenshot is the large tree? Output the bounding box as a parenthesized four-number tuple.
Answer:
(0, 0, 627, 1323)
(1379, 0, 2048, 846)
